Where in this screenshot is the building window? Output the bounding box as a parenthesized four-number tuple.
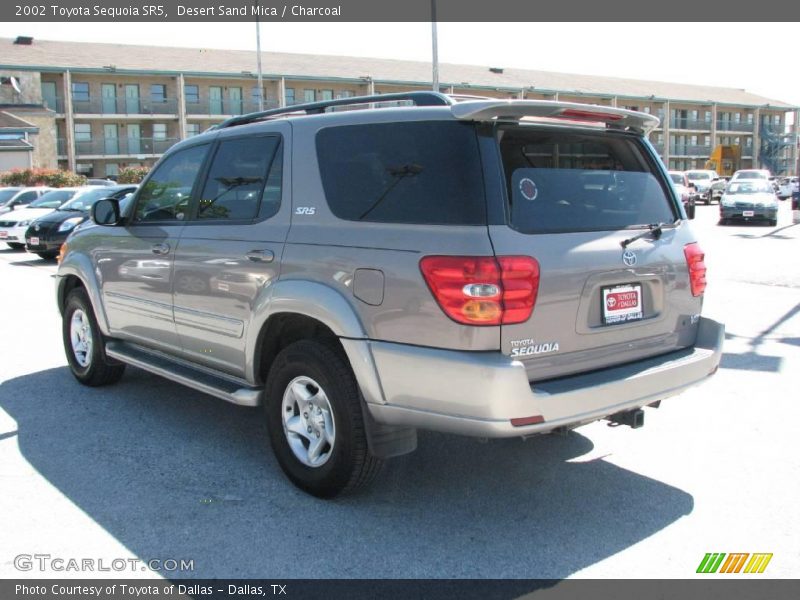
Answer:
(746, 113, 754, 124)
(251, 86, 263, 104)
(105, 163, 119, 177)
(703, 135, 711, 146)
(74, 123, 91, 141)
(642, 106, 651, 114)
(704, 111, 712, 123)
(150, 84, 167, 103)
(320, 90, 334, 101)
(76, 163, 93, 175)
(186, 123, 200, 138)
(336, 90, 355, 99)
(303, 89, 315, 103)
(184, 85, 199, 103)
(153, 123, 167, 140)
(72, 82, 90, 102)
(285, 87, 295, 105)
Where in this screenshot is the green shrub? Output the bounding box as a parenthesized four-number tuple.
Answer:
(117, 166, 150, 184)
(0, 168, 87, 187)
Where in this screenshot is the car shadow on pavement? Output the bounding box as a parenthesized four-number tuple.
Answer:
(0, 366, 694, 579)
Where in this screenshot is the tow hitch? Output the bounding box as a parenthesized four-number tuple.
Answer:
(606, 408, 645, 429)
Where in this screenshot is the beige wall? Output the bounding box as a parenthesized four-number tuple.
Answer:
(0, 70, 42, 104)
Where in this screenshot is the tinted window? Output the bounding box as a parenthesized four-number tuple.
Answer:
(316, 121, 485, 225)
(499, 128, 676, 234)
(134, 144, 208, 222)
(197, 136, 281, 221)
(0, 190, 20, 204)
(15, 191, 39, 204)
(30, 189, 76, 208)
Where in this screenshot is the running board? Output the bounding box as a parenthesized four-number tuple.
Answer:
(105, 341, 263, 407)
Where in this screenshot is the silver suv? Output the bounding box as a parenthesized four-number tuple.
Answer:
(55, 93, 724, 497)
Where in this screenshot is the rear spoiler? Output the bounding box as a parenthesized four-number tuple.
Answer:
(451, 100, 660, 134)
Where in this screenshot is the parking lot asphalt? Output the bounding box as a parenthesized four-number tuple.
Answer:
(0, 201, 798, 580)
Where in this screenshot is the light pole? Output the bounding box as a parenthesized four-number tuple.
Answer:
(431, 0, 439, 93)
(255, 12, 264, 111)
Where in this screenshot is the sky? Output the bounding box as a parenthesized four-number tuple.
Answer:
(2, 22, 798, 109)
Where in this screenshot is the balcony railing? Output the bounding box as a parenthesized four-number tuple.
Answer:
(71, 97, 179, 115)
(65, 137, 179, 157)
(716, 121, 754, 132)
(185, 98, 278, 116)
(669, 144, 711, 157)
(43, 96, 65, 113)
(669, 118, 712, 131)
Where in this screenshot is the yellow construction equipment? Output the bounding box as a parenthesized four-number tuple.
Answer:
(704, 145, 741, 176)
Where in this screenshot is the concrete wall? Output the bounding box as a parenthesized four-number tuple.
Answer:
(0, 70, 42, 104)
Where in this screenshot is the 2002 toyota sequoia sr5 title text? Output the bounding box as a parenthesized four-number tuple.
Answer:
(55, 92, 724, 497)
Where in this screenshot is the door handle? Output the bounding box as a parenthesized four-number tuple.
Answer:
(246, 249, 275, 263)
(151, 242, 170, 255)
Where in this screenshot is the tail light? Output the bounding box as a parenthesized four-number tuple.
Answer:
(419, 256, 540, 326)
(683, 243, 706, 296)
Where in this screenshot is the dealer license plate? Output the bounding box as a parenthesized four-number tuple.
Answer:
(602, 284, 643, 325)
(742, 210, 755, 217)
(29, 237, 39, 245)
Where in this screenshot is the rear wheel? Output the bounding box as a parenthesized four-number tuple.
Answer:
(37, 251, 58, 260)
(769, 219, 778, 227)
(7, 242, 24, 250)
(62, 289, 125, 386)
(264, 339, 382, 498)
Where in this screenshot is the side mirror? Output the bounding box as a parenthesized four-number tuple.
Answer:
(92, 198, 121, 226)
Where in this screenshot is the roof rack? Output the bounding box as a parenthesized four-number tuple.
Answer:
(214, 91, 454, 130)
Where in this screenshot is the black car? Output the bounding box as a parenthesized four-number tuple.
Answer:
(25, 185, 137, 259)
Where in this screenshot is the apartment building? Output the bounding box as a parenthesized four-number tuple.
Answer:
(1, 35, 798, 177)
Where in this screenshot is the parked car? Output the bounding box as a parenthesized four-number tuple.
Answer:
(0, 188, 79, 249)
(710, 176, 730, 202)
(719, 179, 778, 226)
(87, 178, 117, 186)
(684, 170, 719, 204)
(731, 169, 771, 182)
(25, 185, 137, 259)
(0, 186, 52, 214)
(777, 176, 798, 200)
(55, 93, 724, 497)
(668, 171, 696, 219)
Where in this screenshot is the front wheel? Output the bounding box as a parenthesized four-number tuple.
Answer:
(37, 251, 58, 260)
(264, 340, 382, 498)
(62, 289, 125, 386)
(7, 242, 24, 250)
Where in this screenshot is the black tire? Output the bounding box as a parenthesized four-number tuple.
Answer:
(718, 218, 728, 226)
(7, 242, 24, 250)
(687, 204, 696, 220)
(62, 288, 126, 386)
(769, 219, 778, 227)
(37, 251, 58, 260)
(264, 339, 382, 498)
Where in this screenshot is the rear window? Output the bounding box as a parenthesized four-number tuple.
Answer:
(498, 127, 676, 234)
(316, 121, 485, 225)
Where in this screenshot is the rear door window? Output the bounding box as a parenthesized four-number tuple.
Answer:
(316, 121, 485, 225)
(195, 135, 282, 222)
(499, 128, 676, 234)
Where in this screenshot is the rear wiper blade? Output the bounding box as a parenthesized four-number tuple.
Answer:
(620, 223, 667, 249)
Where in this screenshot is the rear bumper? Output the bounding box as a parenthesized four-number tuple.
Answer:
(364, 317, 724, 438)
(721, 206, 777, 220)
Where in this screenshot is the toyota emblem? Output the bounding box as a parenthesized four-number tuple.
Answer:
(622, 250, 637, 267)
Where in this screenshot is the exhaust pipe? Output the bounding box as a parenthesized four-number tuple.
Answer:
(606, 408, 645, 429)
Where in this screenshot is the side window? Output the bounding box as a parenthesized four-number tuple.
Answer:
(16, 191, 38, 205)
(315, 121, 485, 225)
(133, 144, 208, 223)
(196, 136, 281, 221)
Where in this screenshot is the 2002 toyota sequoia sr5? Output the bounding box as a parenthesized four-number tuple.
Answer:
(55, 92, 724, 497)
